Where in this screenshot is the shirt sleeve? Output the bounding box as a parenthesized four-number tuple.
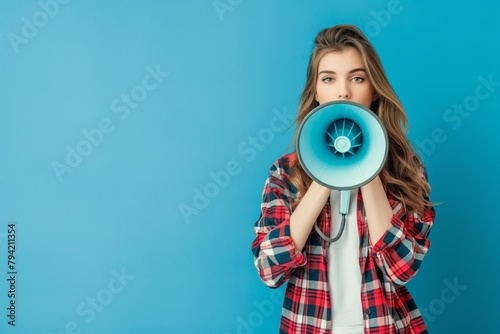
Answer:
(251, 158, 307, 288)
(371, 166, 436, 287)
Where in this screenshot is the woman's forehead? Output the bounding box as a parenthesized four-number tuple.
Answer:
(318, 48, 365, 72)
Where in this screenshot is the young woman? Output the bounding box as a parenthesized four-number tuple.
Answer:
(251, 24, 436, 334)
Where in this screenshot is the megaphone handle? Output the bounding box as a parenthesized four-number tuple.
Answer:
(339, 190, 350, 215)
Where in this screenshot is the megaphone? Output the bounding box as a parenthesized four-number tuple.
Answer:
(296, 101, 388, 242)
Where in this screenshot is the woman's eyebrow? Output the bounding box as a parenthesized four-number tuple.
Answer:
(318, 68, 366, 75)
(349, 68, 366, 73)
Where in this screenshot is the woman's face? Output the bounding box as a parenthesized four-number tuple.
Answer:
(315, 47, 376, 108)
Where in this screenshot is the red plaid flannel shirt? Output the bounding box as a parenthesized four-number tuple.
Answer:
(251, 153, 435, 333)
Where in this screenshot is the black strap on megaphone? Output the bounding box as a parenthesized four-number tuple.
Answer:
(314, 189, 350, 243)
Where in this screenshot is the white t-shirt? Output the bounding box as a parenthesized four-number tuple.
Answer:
(328, 189, 364, 333)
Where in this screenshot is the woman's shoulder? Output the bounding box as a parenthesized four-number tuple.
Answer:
(266, 152, 299, 195)
(269, 152, 298, 175)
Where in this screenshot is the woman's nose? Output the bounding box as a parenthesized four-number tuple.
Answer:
(336, 83, 351, 100)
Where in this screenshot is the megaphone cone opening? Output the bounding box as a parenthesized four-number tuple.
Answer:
(296, 101, 389, 190)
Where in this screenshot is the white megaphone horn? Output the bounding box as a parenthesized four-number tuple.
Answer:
(296, 101, 388, 242)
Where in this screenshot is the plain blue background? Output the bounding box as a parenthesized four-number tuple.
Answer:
(1, 0, 499, 333)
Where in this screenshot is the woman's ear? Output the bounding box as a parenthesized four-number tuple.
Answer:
(372, 93, 379, 101)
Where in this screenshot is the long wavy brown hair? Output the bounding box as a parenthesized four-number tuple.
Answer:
(289, 24, 432, 214)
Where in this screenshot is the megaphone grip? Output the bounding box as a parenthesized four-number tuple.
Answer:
(339, 190, 350, 215)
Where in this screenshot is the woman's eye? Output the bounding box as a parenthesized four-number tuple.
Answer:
(352, 76, 365, 83)
(322, 77, 334, 83)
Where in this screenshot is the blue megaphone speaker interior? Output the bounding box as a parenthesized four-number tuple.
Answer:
(296, 101, 388, 242)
